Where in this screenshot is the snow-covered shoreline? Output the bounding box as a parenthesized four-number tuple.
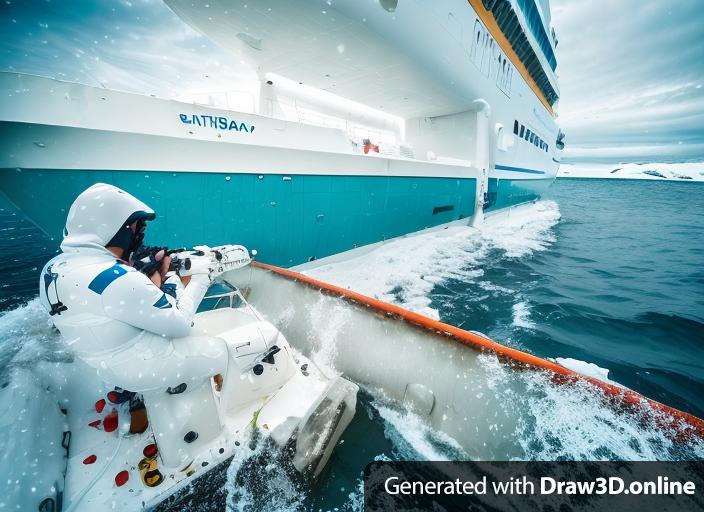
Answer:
(558, 162, 704, 182)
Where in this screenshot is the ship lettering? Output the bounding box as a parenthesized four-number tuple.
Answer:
(179, 113, 255, 134)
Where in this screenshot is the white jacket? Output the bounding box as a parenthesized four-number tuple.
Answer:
(39, 183, 224, 391)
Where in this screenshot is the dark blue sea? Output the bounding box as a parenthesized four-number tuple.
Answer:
(1, 178, 703, 510)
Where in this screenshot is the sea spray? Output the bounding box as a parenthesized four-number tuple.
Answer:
(479, 353, 704, 460)
(306, 200, 561, 319)
(225, 436, 308, 512)
(0, 298, 67, 380)
(369, 391, 468, 462)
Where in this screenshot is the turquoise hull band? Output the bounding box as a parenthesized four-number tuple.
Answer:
(1, 168, 551, 266)
(1, 169, 481, 267)
(485, 177, 552, 212)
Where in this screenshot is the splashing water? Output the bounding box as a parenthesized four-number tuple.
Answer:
(370, 392, 468, 462)
(306, 295, 351, 369)
(478, 353, 704, 461)
(306, 200, 560, 319)
(0, 299, 68, 382)
(225, 437, 308, 512)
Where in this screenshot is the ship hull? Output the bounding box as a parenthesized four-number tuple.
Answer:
(1, 165, 550, 266)
(0, 72, 556, 267)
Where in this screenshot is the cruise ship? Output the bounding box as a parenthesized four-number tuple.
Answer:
(0, 0, 563, 267)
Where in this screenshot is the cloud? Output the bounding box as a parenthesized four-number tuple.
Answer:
(0, 0, 254, 103)
(552, 0, 704, 159)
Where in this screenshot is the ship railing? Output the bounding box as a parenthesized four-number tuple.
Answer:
(272, 96, 407, 158)
(185, 89, 257, 114)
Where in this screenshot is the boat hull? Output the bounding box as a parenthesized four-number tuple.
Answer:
(222, 263, 704, 458)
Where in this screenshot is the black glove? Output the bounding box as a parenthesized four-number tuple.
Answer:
(132, 245, 168, 277)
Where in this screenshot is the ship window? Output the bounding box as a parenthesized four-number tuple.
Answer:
(514, 120, 519, 134)
(525, 129, 531, 141)
(529, 133, 534, 143)
(519, 125, 525, 138)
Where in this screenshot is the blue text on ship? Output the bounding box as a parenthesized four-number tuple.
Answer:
(179, 113, 255, 133)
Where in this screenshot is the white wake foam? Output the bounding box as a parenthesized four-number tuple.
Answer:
(480, 353, 704, 460)
(0, 299, 67, 379)
(0, 300, 70, 511)
(511, 301, 536, 330)
(225, 436, 307, 512)
(306, 200, 561, 319)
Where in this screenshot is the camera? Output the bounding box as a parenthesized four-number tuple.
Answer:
(168, 252, 192, 274)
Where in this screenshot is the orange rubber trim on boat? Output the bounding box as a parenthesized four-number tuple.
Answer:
(252, 261, 704, 439)
(467, 0, 555, 117)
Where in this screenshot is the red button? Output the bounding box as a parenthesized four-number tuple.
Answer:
(83, 454, 97, 464)
(143, 443, 158, 458)
(107, 391, 120, 403)
(88, 420, 101, 429)
(115, 470, 129, 487)
(95, 399, 106, 413)
(103, 410, 118, 433)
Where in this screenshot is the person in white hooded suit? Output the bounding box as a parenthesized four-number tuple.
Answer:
(39, 183, 248, 399)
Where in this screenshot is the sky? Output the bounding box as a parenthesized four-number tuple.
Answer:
(552, 0, 704, 160)
(1, 0, 703, 161)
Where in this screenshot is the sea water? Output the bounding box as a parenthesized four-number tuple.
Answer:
(1, 177, 703, 510)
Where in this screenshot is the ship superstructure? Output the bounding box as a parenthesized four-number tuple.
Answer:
(0, 0, 562, 266)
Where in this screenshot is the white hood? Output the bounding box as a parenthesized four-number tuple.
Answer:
(60, 183, 155, 253)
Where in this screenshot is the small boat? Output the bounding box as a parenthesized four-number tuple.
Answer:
(8, 255, 704, 511)
(9, 280, 358, 512)
(221, 260, 704, 459)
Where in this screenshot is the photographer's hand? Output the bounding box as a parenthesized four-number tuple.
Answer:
(147, 250, 171, 287)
